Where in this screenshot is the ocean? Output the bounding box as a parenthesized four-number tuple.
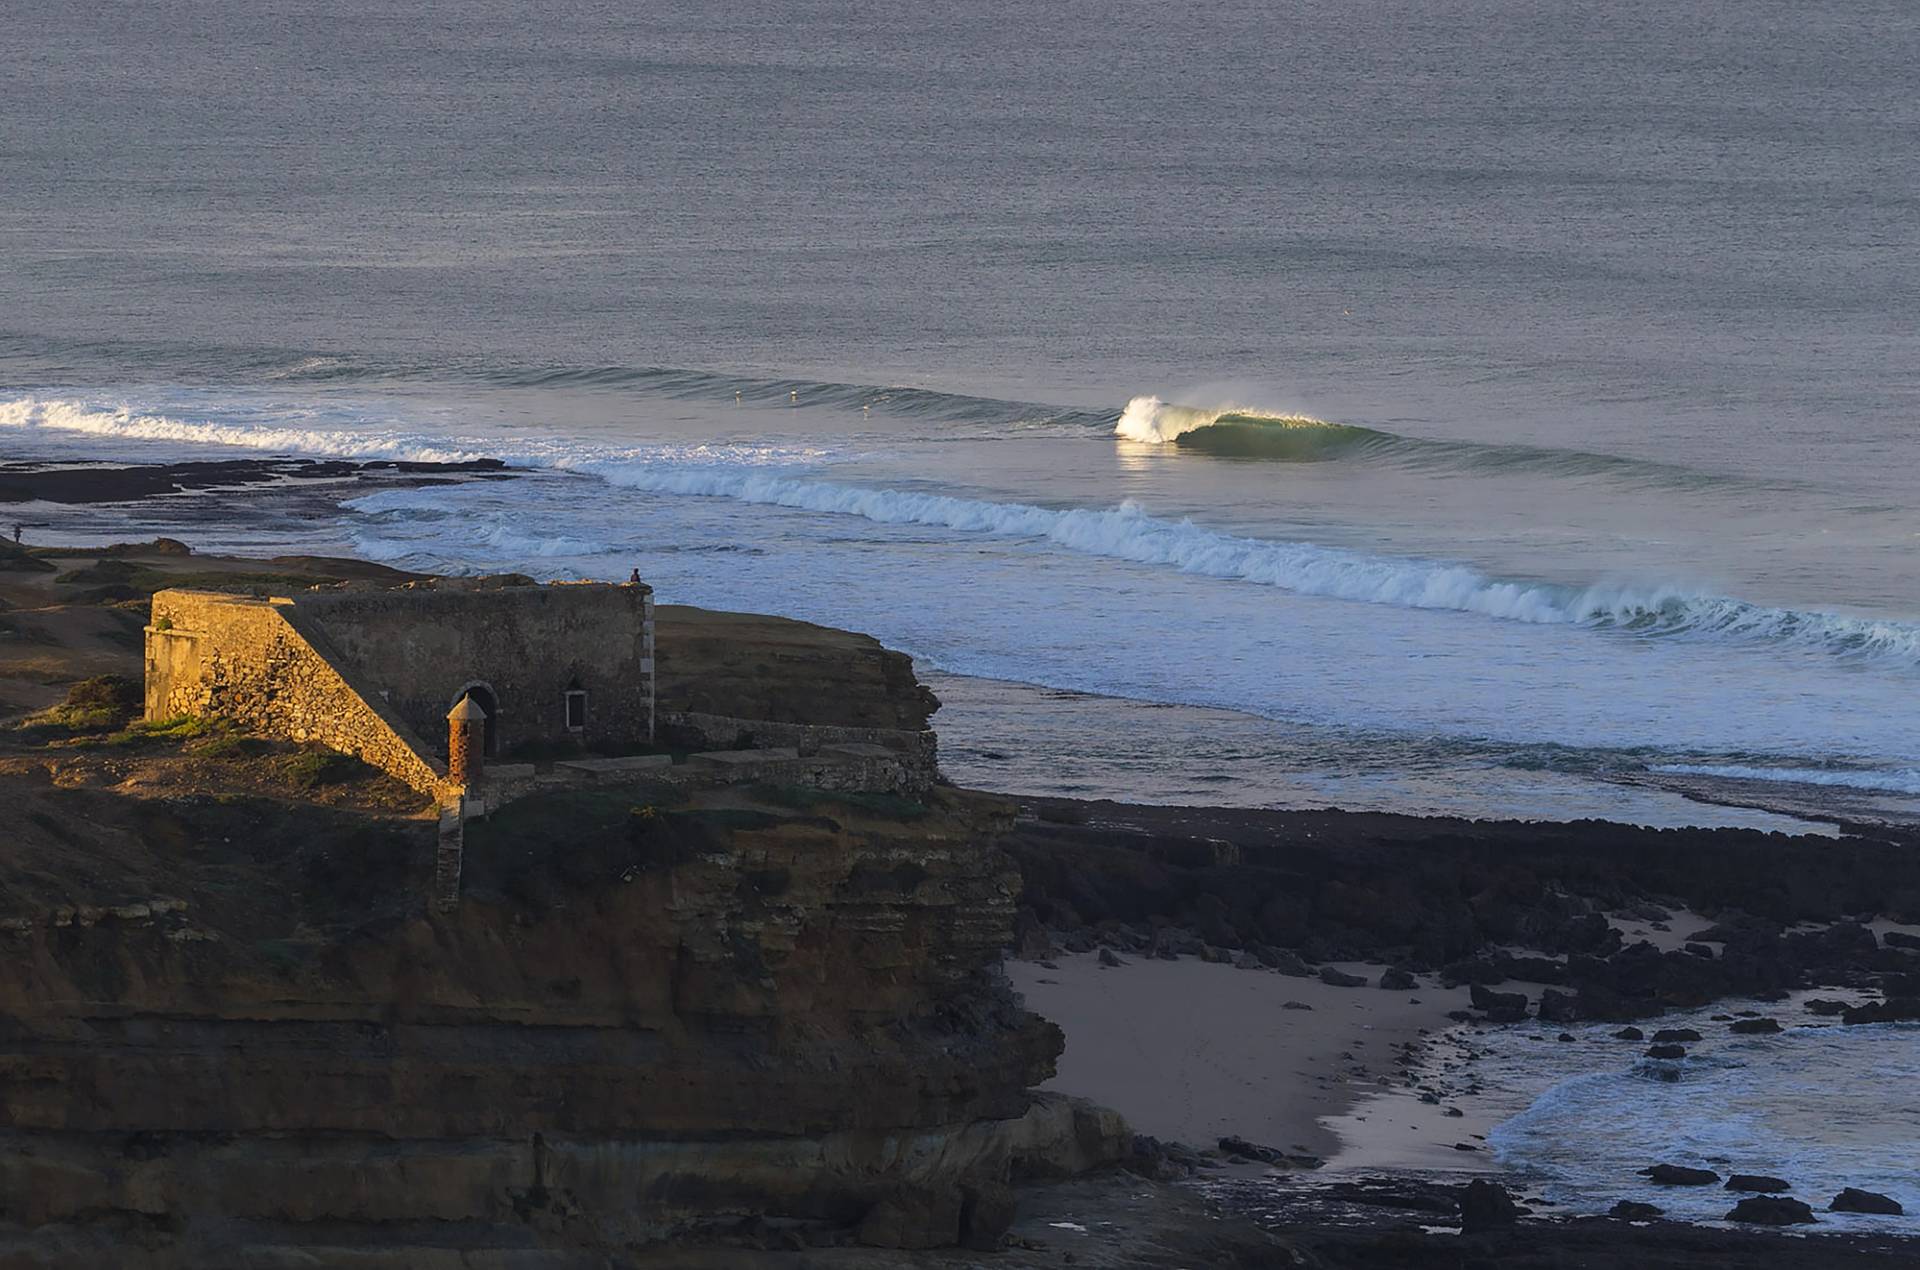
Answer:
(3, 0, 1917, 828)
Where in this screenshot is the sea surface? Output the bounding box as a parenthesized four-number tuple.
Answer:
(4, 0, 1918, 830)
(1241, 993, 1920, 1236)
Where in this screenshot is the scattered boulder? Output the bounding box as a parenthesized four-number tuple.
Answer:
(1645, 1044, 1687, 1060)
(1379, 967, 1416, 991)
(1726, 1196, 1816, 1225)
(1097, 947, 1124, 968)
(1469, 983, 1529, 1023)
(1282, 1000, 1313, 1011)
(1725, 1174, 1791, 1193)
(1610, 1200, 1664, 1220)
(1537, 989, 1580, 1023)
(1884, 931, 1920, 952)
(1234, 951, 1264, 970)
(1729, 1017, 1782, 1034)
(1613, 1026, 1644, 1041)
(1804, 998, 1849, 1016)
(1842, 997, 1920, 1025)
(1642, 1164, 1718, 1186)
(1459, 1179, 1519, 1233)
(1269, 949, 1312, 978)
(1651, 1028, 1702, 1043)
(1830, 1188, 1903, 1215)
(1318, 966, 1368, 988)
(1684, 942, 1716, 958)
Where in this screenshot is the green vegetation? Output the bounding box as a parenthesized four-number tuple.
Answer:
(115, 715, 216, 744)
(284, 748, 369, 791)
(10, 675, 143, 739)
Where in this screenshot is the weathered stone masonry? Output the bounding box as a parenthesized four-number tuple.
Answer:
(146, 590, 449, 796)
(145, 582, 657, 800)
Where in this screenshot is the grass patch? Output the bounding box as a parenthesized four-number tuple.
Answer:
(11, 676, 142, 740)
(284, 748, 369, 791)
(190, 732, 269, 760)
(753, 783, 929, 821)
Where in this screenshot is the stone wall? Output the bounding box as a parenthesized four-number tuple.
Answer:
(659, 709, 939, 792)
(145, 591, 446, 797)
(288, 582, 654, 758)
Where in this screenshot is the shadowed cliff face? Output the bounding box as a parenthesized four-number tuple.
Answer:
(0, 774, 1066, 1254)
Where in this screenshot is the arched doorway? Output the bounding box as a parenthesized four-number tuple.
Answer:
(454, 682, 499, 757)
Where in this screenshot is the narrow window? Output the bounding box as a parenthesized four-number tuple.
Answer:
(565, 688, 587, 732)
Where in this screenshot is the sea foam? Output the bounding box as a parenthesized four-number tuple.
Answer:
(0, 396, 487, 464)
(1650, 763, 1920, 796)
(580, 460, 1920, 666)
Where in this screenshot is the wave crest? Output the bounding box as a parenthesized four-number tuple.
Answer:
(0, 396, 487, 464)
(576, 463, 1920, 667)
(1114, 394, 1336, 445)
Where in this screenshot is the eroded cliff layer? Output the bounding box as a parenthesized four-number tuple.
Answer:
(0, 770, 1070, 1263)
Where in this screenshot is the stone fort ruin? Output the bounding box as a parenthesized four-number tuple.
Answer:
(143, 580, 940, 906)
(145, 582, 656, 801)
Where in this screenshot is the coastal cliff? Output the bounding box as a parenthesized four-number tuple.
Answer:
(0, 544, 1105, 1266)
(0, 778, 1078, 1263)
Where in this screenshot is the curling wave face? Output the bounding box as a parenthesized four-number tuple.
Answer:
(1112, 394, 1771, 488)
(1114, 394, 1386, 459)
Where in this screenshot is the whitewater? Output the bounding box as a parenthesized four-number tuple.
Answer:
(9, 392, 1916, 672)
(1, 376, 1914, 826)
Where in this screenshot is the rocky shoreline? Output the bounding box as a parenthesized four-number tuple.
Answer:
(2, 517, 1917, 1265)
(998, 796, 1920, 1261)
(0, 454, 513, 505)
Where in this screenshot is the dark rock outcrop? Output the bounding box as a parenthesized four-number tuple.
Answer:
(1830, 1188, 1903, 1215)
(1459, 1178, 1520, 1233)
(1730, 1017, 1782, 1034)
(1726, 1174, 1791, 1193)
(1726, 1196, 1817, 1225)
(1470, 982, 1530, 1022)
(1610, 1199, 1664, 1220)
(1642, 1165, 1719, 1186)
(1004, 802, 1920, 1029)
(1842, 997, 1920, 1025)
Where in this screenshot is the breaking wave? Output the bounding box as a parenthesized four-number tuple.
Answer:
(1115, 395, 1384, 459)
(1650, 763, 1920, 796)
(1113, 394, 1760, 487)
(576, 462, 1920, 667)
(6, 390, 1910, 669)
(0, 396, 488, 464)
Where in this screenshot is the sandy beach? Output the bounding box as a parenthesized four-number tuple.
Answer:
(1007, 952, 1473, 1161)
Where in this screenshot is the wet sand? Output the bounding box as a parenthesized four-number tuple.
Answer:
(1007, 952, 1471, 1160)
